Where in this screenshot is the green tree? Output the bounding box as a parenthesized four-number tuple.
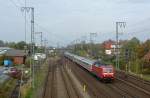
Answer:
(120, 37, 141, 72)
(16, 41, 27, 49)
(138, 40, 150, 58)
(0, 40, 4, 47)
(8, 42, 17, 48)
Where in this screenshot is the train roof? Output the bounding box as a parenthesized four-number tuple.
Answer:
(65, 52, 113, 68)
(65, 52, 95, 65)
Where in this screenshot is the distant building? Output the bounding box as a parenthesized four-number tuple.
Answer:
(102, 39, 126, 55)
(141, 51, 150, 67)
(143, 51, 150, 62)
(5, 49, 27, 65)
(103, 40, 116, 49)
(102, 40, 116, 55)
(34, 53, 46, 61)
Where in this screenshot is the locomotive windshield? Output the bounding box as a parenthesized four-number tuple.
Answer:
(103, 68, 113, 73)
(94, 61, 107, 67)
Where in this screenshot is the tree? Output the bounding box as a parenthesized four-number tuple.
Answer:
(16, 41, 27, 49)
(8, 42, 17, 48)
(137, 40, 150, 58)
(7, 41, 27, 50)
(0, 40, 4, 47)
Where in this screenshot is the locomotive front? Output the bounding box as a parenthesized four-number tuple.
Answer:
(102, 66, 114, 81)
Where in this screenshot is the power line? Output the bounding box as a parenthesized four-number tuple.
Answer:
(17, 0, 24, 6)
(128, 17, 150, 27)
(9, 0, 20, 8)
(34, 22, 66, 43)
(127, 18, 150, 32)
(24, 0, 27, 43)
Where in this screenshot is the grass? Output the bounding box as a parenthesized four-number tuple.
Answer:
(0, 78, 17, 98)
(21, 58, 49, 98)
(126, 71, 150, 81)
(142, 74, 150, 81)
(25, 87, 33, 98)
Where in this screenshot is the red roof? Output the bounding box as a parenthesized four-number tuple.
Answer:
(103, 40, 116, 49)
(143, 51, 150, 61)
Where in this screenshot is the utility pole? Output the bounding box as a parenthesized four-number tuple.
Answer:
(116, 22, 126, 69)
(31, 7, 35, 89)
(18, 1, 27, 98)
(21, 7, 35, 88)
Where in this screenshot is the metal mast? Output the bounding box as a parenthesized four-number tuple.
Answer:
(21, 7, 35, 88)
(116, 22, 126, 69)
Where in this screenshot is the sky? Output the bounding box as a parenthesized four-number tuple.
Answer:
(0, 0, 150, 47)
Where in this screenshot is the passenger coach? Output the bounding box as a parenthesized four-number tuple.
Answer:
(64, 52, 114, 82)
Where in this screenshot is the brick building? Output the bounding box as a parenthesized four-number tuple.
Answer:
(5, 49, 26, 65)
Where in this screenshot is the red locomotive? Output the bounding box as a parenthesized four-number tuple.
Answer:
(64, 52, 114, 82)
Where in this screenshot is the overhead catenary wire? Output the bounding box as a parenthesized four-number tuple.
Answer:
(34, 22, 67, 44)
(127, 17, 150, 27)
(126, 18, 150, 32)
(17, 0, 24, 5)
(9, 0, 21, 8)
(8, 0, 30, 41)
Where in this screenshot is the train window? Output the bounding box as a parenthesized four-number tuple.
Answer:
(94, 61, 106, 67)
(103, 68, 113, 73)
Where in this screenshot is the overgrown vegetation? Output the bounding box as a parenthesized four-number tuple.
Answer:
(69, 37, 150, 78)
(0, 78, 16, 98)
(21, 58, 49, 98)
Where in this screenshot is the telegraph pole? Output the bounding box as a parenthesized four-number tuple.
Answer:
(18, 1, 27, 97)
(31, 7, 35, 89)
(116, 22, 126, 69)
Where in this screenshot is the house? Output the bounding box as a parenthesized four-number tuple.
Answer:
(143, 51, 150, 62)
(5, 49, 27, 65)
(102, 40, 116, 55)
(103, 40, 116, 49)
(102, 39, 127, 55)
(0, 47, 12, 65)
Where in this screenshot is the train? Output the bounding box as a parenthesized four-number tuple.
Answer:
(64, 52, 115, 82)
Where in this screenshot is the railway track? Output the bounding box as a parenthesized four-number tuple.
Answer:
(65, 57, 150, 98)
(115, 78, 150, 98)
(66, 58, 124, 98)
(116, 70, 150, 94)
(101, 70, 150, 98)
(60, 65, 81, 98)
(43, 59, 57, 98)
(43, 58, 82, 98)
(105, 83, 134, 98)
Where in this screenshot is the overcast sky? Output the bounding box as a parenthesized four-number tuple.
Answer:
(0, 0, 150, 46)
